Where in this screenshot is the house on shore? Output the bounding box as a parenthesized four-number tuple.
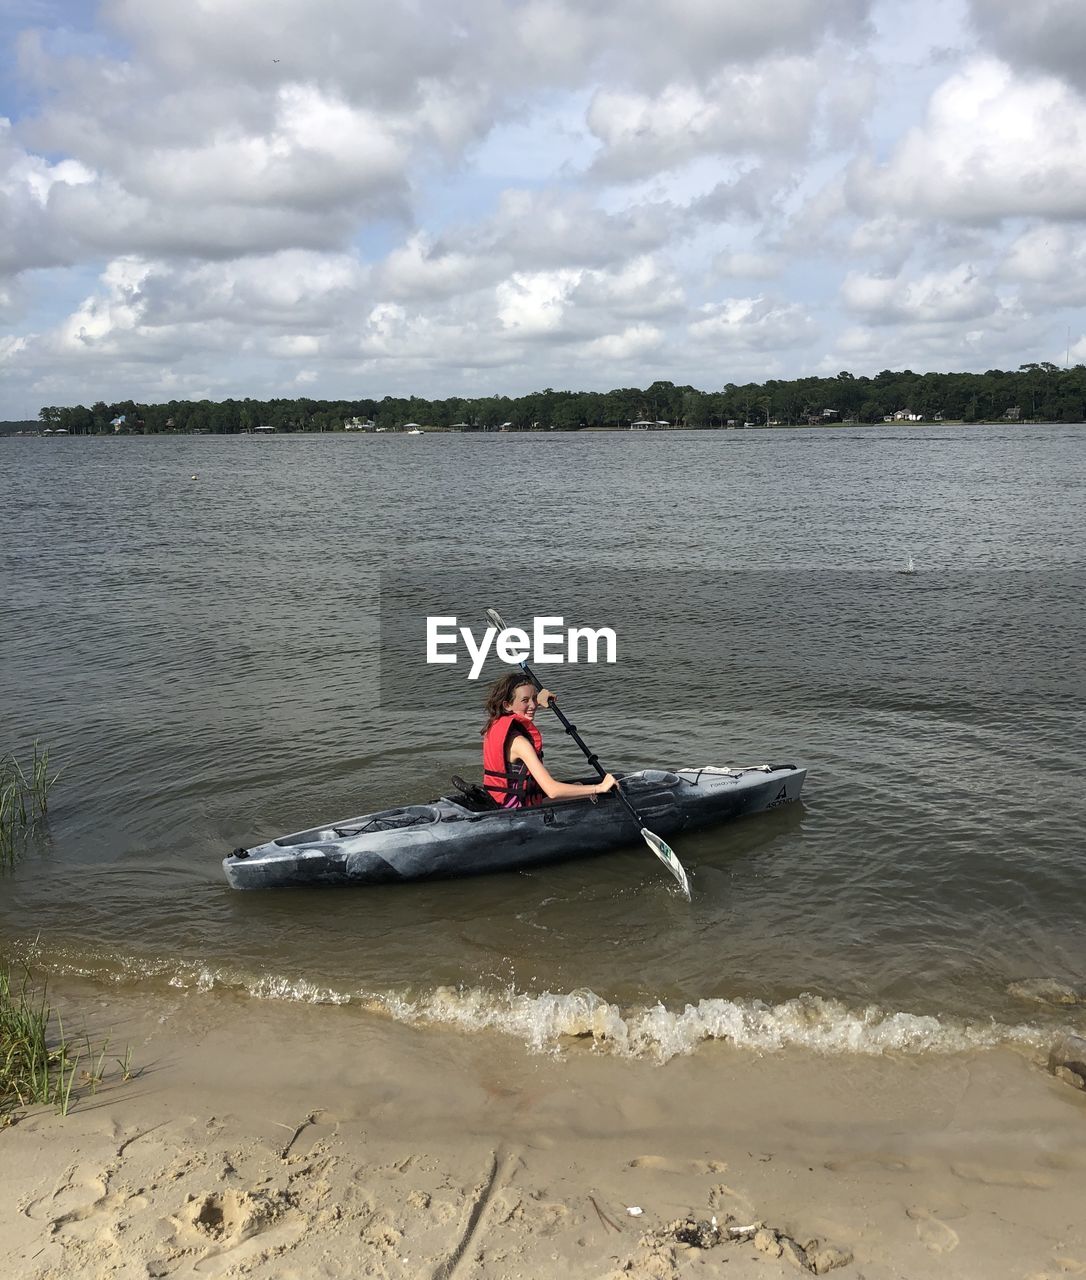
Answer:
(884, 409, 925, 422)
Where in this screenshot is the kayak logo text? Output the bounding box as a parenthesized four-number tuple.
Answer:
(426, 616, 617, 680)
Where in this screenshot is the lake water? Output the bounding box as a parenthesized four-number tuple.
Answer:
(2, 425, 1084, 1061)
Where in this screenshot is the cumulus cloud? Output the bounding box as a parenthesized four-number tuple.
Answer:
(126, 85, 407, 210)
(5, 240, 690, 409)
(847, 216, 924, 273)
(1001, 225, 1086, 307)
(139, 251, 369, 328)
(13, 77, 416, 263)
(587, 58, 827, 180)
(9, 250, 369, 384)
(495, 269, 581, 339)
(0, 334, 30, 363)
(491, 255, 683, 342)
(967, 0, 1086, 89)
(689, 167, 787, 223)
(10, 6, 493, 269)
(356, 301, 512, 371)
(828, 305, 1035, 373)
(848, 58, 1086, 222)
(569, 256, 685, 318)
(369, 195, 682, 304)
(60, 257, 149, 350)
(580, 324, 664, 361)
(573, 0, 872, 88)
(687, 296, 817, 349)
(373, 233, 487, 302)
(840, 263, 1002, 325)
(0, 118, 94, 274)
(473, 190, 679, 271)
(7, 1, 869, 279)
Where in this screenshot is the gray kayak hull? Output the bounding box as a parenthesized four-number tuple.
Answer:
(223, 763, 806, 890)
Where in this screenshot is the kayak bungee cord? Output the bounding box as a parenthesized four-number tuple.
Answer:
(484, 608, 692, 900)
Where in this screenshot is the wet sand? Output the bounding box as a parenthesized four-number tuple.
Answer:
(6, 980, 1086, 1279)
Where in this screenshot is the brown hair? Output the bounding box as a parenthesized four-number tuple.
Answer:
(480, 672, 536, 735)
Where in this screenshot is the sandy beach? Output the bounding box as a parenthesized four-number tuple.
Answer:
(3, 980, 1085, 1280)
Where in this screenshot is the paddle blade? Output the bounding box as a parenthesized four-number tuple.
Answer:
(640, 828, 692, 900)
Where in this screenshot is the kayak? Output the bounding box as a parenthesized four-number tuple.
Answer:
(223, 762, 806, 890)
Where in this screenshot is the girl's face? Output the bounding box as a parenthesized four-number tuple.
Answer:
(503, 683, 538, 720)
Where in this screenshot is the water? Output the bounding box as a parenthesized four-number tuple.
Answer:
(2, 425, 1084, 1061)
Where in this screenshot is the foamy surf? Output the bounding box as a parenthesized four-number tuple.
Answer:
(379, 986, 1056, 1061)
(13, 942, 1070, 1063)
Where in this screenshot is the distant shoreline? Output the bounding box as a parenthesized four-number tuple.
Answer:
(4, 419, 1085, 438)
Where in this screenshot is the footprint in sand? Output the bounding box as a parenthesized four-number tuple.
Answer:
(53, 1193, 130, 1236)
(24, 1166, 143, 1244)
(23, 1167, 109, 1223)
(906, 1206, 960, 1254)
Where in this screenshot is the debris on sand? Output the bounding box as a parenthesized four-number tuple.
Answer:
(635, 1214, 853, 1274)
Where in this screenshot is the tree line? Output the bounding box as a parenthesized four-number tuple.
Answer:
(28, 363, 1086, 435)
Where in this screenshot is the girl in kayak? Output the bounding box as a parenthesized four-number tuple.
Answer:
(481, 673, 617, 808)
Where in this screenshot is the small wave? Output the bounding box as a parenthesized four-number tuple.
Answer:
(11, 945, 351, 1007)
(371, 986, 1057, 1063)
(165, 965, 351, 1005)
(9, 941, 1068, 1061)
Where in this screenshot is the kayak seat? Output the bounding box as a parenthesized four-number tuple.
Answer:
(449, 775, 500, 812)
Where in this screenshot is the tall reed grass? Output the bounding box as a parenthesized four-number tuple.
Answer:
(0, 961, 136, 1122)
(0, 754, 128, 1120)
(1, 743, 60, 868)
(1, 964, 78, 1119)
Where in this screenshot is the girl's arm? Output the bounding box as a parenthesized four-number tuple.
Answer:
(509, 736, 616, 800)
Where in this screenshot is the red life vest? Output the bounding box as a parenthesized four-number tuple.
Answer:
(482, 714, 545, 808)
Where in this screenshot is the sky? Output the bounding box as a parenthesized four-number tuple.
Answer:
(3, 0, 1086, 418)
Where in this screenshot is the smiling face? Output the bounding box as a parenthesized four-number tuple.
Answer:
(503, 683, 538, 720)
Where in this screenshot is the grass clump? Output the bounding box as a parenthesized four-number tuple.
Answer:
(0, 964, 79, 1119)
(1, 743, 60, 868)
(0, 962, 131, 1123)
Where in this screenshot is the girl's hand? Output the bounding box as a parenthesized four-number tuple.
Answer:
(536, 688, 556, 708)
(596, 773, 617, 794)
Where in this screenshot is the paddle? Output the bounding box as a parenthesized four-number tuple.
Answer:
(484, 608, 692, 900)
